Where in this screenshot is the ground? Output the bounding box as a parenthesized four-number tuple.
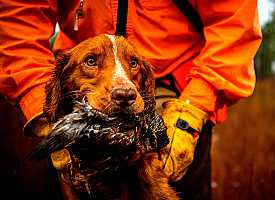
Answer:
(212, 77, 275, 200)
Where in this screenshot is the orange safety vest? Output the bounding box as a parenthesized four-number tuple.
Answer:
(0, 0, 262, 124)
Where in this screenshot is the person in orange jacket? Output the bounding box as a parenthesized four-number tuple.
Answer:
(0, 0, 261, 199)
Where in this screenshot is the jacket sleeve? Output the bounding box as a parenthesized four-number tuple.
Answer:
(0, 0, 57, 121)
(180, 0, 262, 123)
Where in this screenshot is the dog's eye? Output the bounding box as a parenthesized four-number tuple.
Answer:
(84, 55, 97, 67)
(130, 58, 138, 68)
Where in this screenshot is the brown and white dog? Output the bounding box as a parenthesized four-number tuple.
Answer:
(38, 34, 179, 200)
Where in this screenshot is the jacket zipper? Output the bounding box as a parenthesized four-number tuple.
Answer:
(74, 0, 85, 31)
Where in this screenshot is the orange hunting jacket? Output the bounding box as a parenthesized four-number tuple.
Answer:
(0, 0, 262, 125)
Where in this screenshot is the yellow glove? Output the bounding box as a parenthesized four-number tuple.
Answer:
(161, 99, 208, 181)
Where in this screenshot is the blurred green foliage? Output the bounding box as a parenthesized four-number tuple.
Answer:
(49, 34, 57, 47)
(255, 3, 275, 78)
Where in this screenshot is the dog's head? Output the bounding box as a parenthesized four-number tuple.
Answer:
(44, 34, 155, 123)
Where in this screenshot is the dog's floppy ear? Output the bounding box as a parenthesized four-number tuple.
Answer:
(141, 60, 155, 97)
(43, 52, 70, 123)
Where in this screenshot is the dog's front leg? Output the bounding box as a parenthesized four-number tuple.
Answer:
(137, 153, 180, 200)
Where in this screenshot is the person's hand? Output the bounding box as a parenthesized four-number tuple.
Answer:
(161, 99, 208, 181)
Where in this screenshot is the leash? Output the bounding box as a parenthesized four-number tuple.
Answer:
(116, 0, 128, 37)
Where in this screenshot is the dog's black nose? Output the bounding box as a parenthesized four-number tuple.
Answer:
(111, 88, 137, 107)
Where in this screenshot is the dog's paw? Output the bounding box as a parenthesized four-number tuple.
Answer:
(137, 153, 180, 200)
